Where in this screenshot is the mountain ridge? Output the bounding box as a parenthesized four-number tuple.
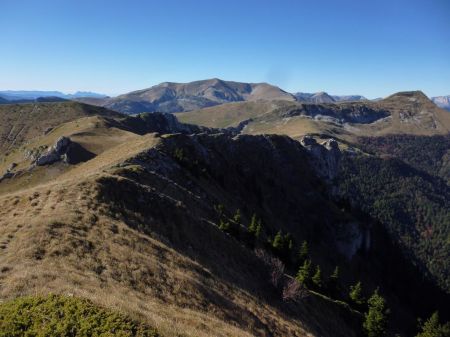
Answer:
(102, 78, 296, 114)
(0, 90, 108, 101)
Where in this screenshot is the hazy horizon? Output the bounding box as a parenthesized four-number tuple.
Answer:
(1, 0, 449, 98)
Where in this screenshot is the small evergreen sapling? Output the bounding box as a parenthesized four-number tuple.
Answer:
(312, 265, 322, 289)
(364, 288, 389, 337)
(298, 240, 309, 264)
(296, 259, 312, 286)
(349, 281, 365, 306)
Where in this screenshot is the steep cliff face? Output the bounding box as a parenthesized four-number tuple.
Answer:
(299, 136, 341, 181)
(297, 136, 369, 260)
(280, 103, 389, 124)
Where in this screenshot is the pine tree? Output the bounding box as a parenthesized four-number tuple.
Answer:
(364, 289, 389, 337)
(218, 219, 230, 232)
(296, 259, 311, 286)
(298, 241, 308, 263)
(255, 221, 262, 238)
(214, 204, 225, 217)
(312, 265, 322, 289)
(288, 239, 294, 251)
(233, 209, 241, 224)
(272, 231, 284, 251)
(349, 281, 364, 305)
(248, 214, 258, 234)
(327, 266, 339, 296)
(416, 311, 450, 337)
(284, 233, 293, 255)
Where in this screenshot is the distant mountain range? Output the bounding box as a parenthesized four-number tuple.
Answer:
(1, 81, 447, 115)
(87, 79, 372, 114)
(432, 95, 450, 111)
(0, 90, 108, 101)
(294, 92, 367, 103)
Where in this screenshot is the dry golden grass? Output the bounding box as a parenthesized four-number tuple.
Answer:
(175, 101, 290, 128)
(0, 107, 364, 336)
(0, 171, 312, 337)
(0, 101, 122, 153)
(0, 116, 142, 195)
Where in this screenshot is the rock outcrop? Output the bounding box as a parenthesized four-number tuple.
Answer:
(334, 222, 371, 259)
(282, 103, 390, 124)
(35, 136, 72, 166)
(121, 112, 207, 135)
(300, 136, 341, 180)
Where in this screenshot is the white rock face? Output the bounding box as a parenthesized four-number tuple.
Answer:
(432, 95, 450, 110)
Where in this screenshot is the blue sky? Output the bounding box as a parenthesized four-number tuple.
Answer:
(1, 0, 449, 98)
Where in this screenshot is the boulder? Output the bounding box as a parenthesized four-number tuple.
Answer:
(35, 137, 72, 166)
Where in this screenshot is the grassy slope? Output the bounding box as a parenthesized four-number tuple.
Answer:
(175, 100, 289, 128)
(0, 130, 363, 337)
(0, 101, 123, 154)
(0, 115, 140, 195)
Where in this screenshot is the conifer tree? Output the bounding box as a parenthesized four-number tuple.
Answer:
(416, 311, 450, 337)
(349, 281, 365, 305)
(218, 219, 230, 232)
(298, 240, 309, 264)
(255, 221, 262, 238)
(364, 289, 389, 337)
(328, 266, 339, 290)
(233, 209, 241, 224)
(214, 204, 225, 217)
(296, 259, 311, 286)
(248, 214, 258, 234)
(272, 231, 284, 251)
(288, 239, 294, 251)
(312, 265, 322, 289)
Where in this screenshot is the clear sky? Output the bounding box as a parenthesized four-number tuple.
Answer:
(1, 0, 449, 98)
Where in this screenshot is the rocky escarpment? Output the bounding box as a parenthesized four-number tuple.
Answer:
(120, 112, 207, 135)
(121, 112, 246, 136)
(108, 132, 367, 265)
(300, 136, 341, 181)
(280, 103, 389, 124)
(298, 136, 368, 258)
